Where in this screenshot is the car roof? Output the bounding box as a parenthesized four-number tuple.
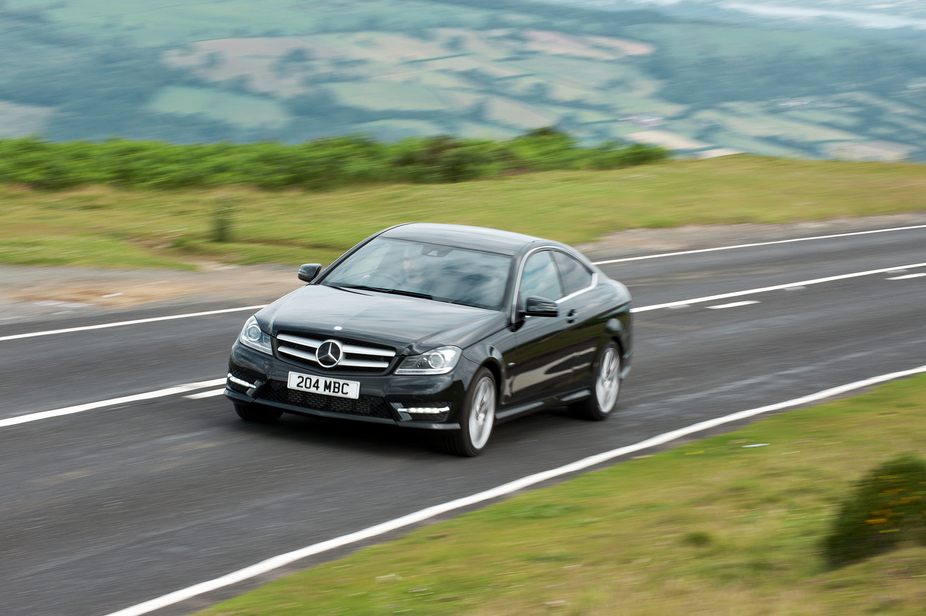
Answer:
(381, 223, 541, 256)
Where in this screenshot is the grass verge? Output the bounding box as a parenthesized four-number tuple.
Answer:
(196, 374, 926, 616)
(3, 155, 926, 270)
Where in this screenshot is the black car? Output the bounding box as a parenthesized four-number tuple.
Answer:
(225, 223, 632, 456)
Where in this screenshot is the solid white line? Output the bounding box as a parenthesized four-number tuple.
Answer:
(5, 224, 922, 343)
(631, 261, 926, 313)
(887, 273, 926, 280)
(0, 305, 267, 343)
(10, 260, 926, 427)
(591, 223, 926, 265)
(707, 300, 759, 310)
(7, 262, 926, 427)
(0, 379, 227, 428)
(184, 389, 227, 400)
(104, 364, 926, 616)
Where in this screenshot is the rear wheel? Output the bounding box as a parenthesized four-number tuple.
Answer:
(441, 367, 496, 457)
(234, 402, 283, 424)
(569, 341, 621, 421)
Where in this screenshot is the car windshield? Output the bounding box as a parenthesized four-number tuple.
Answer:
(322, 238, 513, 310)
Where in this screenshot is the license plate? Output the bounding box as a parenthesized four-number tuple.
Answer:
(287, 372, 360, 399)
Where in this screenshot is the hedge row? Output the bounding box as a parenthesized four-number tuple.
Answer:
(0, 129, 668, 190)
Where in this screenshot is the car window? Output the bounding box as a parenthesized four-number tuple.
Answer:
(328, 241, 391, 281)
(322, 238, 512, 310)
(519, 250, 563, 307)
(553, 250, 593, 296)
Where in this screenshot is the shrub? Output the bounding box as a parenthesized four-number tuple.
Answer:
(823, 454, 926, 566)
(0, 131, 668, 191)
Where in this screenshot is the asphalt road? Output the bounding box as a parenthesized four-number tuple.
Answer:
(1, 223, 924, 616)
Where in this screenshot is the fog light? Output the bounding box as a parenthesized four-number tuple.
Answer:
(392, 402, 451, 415)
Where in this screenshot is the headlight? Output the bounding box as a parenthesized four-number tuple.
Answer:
(395, 346, 462, 375)
(238, 316, 273, 355)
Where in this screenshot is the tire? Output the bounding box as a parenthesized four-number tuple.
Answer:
(441, 367, 496, 457)
(234, 401, 283, 424)
(569, 341, 621, 421)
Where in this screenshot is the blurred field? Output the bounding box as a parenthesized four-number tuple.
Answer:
(7, 0, 926, 158)
(2, 155, 925, 270)
(195, 375, 926, 616)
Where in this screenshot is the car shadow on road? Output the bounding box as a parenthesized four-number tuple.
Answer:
(224, 407, 577, 459)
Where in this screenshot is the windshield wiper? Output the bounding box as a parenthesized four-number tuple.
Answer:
(382, 289, 432, 300)
(329, 283, 389, 293)
(329, 284, 432, 300)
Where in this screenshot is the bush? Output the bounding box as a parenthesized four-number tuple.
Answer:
(823, 454, 926, 566)
(0, 130, 668, 191)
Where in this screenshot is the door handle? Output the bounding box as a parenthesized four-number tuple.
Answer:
(566, 308, 578, 323)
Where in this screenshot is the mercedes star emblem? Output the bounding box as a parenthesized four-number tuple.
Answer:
(316, 340, 343, 368)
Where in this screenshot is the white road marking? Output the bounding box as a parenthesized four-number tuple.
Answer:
(104, 363, 926, 616)
(0, 305, 267, 343)
(591, 223, 926, 265)
(3, 223, 923, 343)
(707, 300, 760, 310)
(631, 261, 926, 313)
(5, 261, 926, 428)
(184, 388, 227, 400)
(887, 273, 926, 280)
(0, 379, 226, 428)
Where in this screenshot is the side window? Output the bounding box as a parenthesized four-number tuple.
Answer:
(553, 251, 593, 296)
(519, 250, 564, 307)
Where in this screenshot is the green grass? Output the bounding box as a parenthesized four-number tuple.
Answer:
(195, 376, 926, 616)
(2, 155, 925, 270)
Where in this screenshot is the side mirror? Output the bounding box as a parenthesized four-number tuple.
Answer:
(298, 263, 322, 283)
(523, 296, 559, 317)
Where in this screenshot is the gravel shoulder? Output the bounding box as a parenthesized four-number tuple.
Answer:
(2, 212, 924, 325)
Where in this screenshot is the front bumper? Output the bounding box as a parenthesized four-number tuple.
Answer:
(226, 341, 476, 430)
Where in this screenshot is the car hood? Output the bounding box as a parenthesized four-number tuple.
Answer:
(259, 285, 508, 353)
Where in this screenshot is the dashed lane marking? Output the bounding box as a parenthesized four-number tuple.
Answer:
(707, 300, 760, 310)
(631, 261, 926, 313)
(7, 261, 926, 429)
(184, 388, 227, 400)
(591, 223, 926, 265)
(0, 379, 226, 428)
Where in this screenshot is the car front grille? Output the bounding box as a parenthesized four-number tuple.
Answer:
(275, 332, 396, 375)
(257, 380, 392, 419)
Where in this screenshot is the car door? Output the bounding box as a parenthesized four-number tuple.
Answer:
(551, 250, 602, 389)
(506, 249, 573, 407)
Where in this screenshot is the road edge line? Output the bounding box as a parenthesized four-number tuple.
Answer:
(104, 364, 926, 616)
(0, 305, 266, 343)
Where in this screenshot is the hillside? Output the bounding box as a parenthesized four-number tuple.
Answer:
(2, 0, 926, 160)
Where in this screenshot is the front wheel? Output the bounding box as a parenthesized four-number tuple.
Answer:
(569, 341, 621, 421)
(441, 367, 496, 457)
(234, 401, 283, 424)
